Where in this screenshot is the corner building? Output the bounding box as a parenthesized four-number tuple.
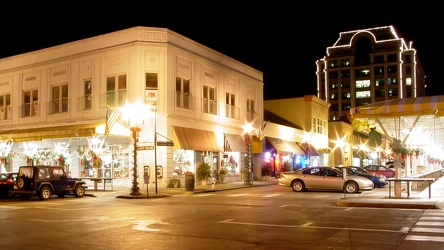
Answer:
(316, 25, 426, 121)
(0, 27, 264, 188)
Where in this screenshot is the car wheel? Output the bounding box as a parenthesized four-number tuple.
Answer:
(17, 177, 26, 190)
(291, 180, 305, 192)
(74, 185, 85, 197)
(39, 186, 52, 200)
(344, 181, 358, 193)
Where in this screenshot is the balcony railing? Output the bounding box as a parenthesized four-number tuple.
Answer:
(0, 106, 12, 120)
(225, 104, 239, 120)
(175, 92, 193, 110)
(20, 102, 39, 118)
(201, 98, 218, 115)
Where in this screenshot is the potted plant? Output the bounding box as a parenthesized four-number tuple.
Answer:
(219, 168, 227, 183)
(196, 162, 212, 185)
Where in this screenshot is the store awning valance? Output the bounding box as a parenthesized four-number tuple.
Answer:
(353, 150, 369, 159)
(285, 141, 305, 155)
(296, 142, 320, 156)
(224, 133, 246, 152)
(351, 95, 444, 118)
(0, 123, 102, 142)
(173, 126, 221, 152)
(266, 137, 304, 154)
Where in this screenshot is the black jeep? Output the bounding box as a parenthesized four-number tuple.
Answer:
(14, 165, 86, 200)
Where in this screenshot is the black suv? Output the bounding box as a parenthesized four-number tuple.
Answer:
(14, 165, 86, 200)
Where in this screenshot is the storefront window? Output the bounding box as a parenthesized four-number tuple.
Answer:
(173, 149, 194, 175)
(222, 152, 240, 175)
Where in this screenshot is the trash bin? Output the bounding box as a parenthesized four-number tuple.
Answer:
(185, 174, 195, 191)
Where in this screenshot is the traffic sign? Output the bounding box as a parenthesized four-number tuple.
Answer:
(136, 146, 154, 150)
(157, 141, 174, 146)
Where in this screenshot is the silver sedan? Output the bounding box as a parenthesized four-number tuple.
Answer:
(278, 166, 375, 193)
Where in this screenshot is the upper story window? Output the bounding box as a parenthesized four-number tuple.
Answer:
(374, 66, 384, 75)
(202, 85, 217, 115)
(107, 74, 127, 107)
(0, 93, 11, 120)
(387, 54, 397, 62)
(356, 91, 370, 99)
(176, 77, 191, 109)
(387, 65, 398, 74)
(387, 78, 398, 85)
(329, 60, 338, 68)
(82, 80, 92, 111)
(312, 116, 326, 135)
(247, 99, 255, 122)
(145, 73, 158, 111)
(342, 82, 351, 88)
(375, 79, 385, 86)
(225, 92, 238, 119)
(328, 71, 338, 79)
(22, 89, 39, 117)
(355, 69, 370, 77)
(330, 93, 337, 100)
(374, 55, 384, 63)
(405, 66, 411, 75)
(340, 70, 350, 78)
(340, 59, 350, 67)
(51, 84, 68, 114)
(356, 80, 370, 89)
(342, 92, 351, 99)
(330, 82, 339, 89)
(406, 78, 412, 86)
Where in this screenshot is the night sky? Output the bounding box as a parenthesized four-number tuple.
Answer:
(1, 4, 441, 100)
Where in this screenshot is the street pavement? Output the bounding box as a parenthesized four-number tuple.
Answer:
(85, 175, 444, 209)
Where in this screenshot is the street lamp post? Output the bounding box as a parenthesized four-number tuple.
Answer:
(243, 123, 254, 185)
(121, 100, 148, 196)
(130, 125, 141, 195)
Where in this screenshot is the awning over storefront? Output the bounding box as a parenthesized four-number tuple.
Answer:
(350, 95, 444, 146)
(173, 126, 220, 152)
(0, 123, 102, 142)
(296, 142, 320, 156)
(224, 133, 246, 152)
(285, 141, 306, 155)
(266, 137, 305, 154)
(353, 150, 369, 159)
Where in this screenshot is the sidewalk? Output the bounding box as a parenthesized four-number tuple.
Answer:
(85, 176, 444, 209)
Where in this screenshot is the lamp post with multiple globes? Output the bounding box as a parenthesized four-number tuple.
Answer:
(121, 100, 148, 196)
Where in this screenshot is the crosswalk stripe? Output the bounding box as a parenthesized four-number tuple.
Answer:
(410, 227, 444, 233)
(404, 235, 444, 242)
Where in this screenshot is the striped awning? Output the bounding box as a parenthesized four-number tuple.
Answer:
(173, 126, 221, 152)
(0, 123, 101, 142)
(296, 142, 320, 156)
(224, 133, 246, 152)
(350, 95, 444, 118)
(266, 137, 305, 154)
(350, 95, 444, 147)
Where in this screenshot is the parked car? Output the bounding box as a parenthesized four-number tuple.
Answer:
(0, 172, 17, 198)
(363, 165, 395, 178)
(337, 166, 386, 188)
(14, 165, 87, 200)
(278, 166, 374, 193)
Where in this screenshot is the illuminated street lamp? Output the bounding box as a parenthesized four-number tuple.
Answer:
(243, 123, 254, 185)
(121, 100, 149, 196)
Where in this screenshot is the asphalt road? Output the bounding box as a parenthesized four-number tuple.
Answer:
(1, 184, 443, 249)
